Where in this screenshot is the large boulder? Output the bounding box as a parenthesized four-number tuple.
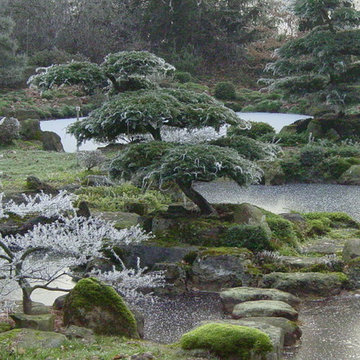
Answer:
(343, 239, 360, 262)
(63, 278, 139, 338)
(0, 329, 66, 349)
(190, 250, 255, 291)
(180, 323, 274, 360)
(41, 131, 64, 152)
(26, 175, 58, 194)
(339, 165, 360, 185)
(0, 117, 20, 145)
(198, 319, 283, 360)
(220, 287, 301, 313)
(232, 300, 298, 321)
(261, 272, 348, 297)
(10, 313, 55, 332)
(236, 317, 302, 347)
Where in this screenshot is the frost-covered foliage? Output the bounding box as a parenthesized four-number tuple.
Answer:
(102, 51, 175, 92)
(162, 125, 228, 144)
(68, 88, 243, 143)
(0, 191, 76, 219)
(91, 259, 165, 302)
(0, 215, 156, 313)
(0, 117, 20, 145)
(28, 61, 107, 94)
(0, 191, 162, 313)
(77, 150, 107, 171)
(158, 144, 263, 186)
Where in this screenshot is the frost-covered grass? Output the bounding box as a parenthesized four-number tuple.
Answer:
(0, 147, 114, 192)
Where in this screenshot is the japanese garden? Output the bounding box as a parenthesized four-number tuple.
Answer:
(1, 0, 360, 359)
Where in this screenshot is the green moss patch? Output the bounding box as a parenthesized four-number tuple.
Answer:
(180, 323, 273, 359)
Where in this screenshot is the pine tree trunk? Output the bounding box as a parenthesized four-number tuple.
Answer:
(176, 180, 217, 215)
(146, 126, 162, 141)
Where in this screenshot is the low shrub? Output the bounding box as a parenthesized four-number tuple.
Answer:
(300, 145, 327, 166)
(180, 323, 273, 359)
(223, 224, 273, 251)
(76, 184, 171, 213)
(259, 132, 308, 146)
(242, 99, 282, 113)
(228, 121, 275, 139)
(210, 135, 279, 161)
(306, 219, 331, 236)
(304, 212, 359, 229)
(77, 150, 107, 171)
(174, 71, 192, 83)
(214, 82, 236, 100)
(266, 214, 298, 245)
(0, 117, 20, 145)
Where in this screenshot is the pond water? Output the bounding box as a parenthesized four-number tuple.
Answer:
(40, 112, 312, 152)
(237, 112, 312, 133)
(195, 182, 360, 221)
(40, 118, 105, 152)
(284, 294, 360, 360)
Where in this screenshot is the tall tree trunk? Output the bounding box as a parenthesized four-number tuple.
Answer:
(21, 287, 33, 314)
(146, 126, 162, 141)
(176, 180, 217, 215)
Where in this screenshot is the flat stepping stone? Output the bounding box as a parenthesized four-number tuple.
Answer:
(0, 329, 66, 349)
(232, 300, 298, 321)
(10, 313, 55, 332)
(278, 256, 334, 268)
(239, 317, 302, 346)
(220, 287, 300, 313)
(300, 237, 348, 255)
(261, 272, 348, 297)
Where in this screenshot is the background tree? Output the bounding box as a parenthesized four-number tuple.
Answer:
(28, 51, 243, 142)
(262, 0, 360, 108)
(0, 16, 26, 87)
(110, 143, 263, 215)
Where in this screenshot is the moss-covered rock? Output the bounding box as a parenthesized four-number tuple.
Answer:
(0, 329, 67, 349)
(63, 277, 139, 338)
(220, 287, 301, 313)
(10, 313, 55, 332)
(232, 300, 298, 321)
(261, 272, 349, 297)
(180, 323, 273, 359)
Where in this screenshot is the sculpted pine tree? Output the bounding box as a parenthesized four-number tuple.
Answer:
(110, 143, 263, 215)
(262, 0, 360, 107)
(28, 51, 242, 142)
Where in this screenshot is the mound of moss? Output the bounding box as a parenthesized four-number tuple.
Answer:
(63, 278, 138, 338)
(180, 323, 273, 359)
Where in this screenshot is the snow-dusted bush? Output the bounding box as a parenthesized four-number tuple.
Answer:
(0, 191, 163, 313)
(0, 190, 76, 219)
(77, 150, 106, 170)
(0, 215, 158, 313)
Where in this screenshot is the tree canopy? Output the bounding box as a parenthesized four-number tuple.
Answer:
(263, 0, 360, 107)
(110, 143, 263, 215)
(68, 88, 242, 142)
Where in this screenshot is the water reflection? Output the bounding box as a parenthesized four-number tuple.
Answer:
(237, 112, 312, 133)
(195, 182, 360, 221)
(284, 294, 360, 360)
